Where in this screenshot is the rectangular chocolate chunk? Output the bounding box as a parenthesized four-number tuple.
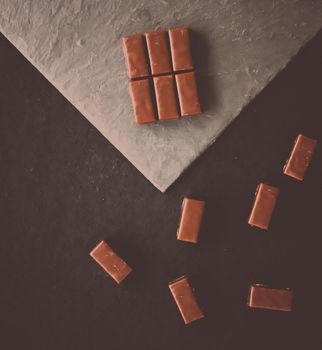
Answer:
(248, 183, 279, 230)
(123, 34, 149, 79)
(168, 27, 193, 72)
(129, 79, 155, 124)
(145, 30, 172, 75)
(90, 240, 132, 284)
(284, 134, 317, 181)
(177, 197, 205, 243)
(169, 276, 204, 324)
(247, 284, 293, 312)
(175, 72, 201, 116)
(153, 75, 179, 120)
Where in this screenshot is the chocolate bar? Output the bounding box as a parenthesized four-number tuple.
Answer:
(175, 72, 201, 116)
(123, 34, 149, 79)
(90, 240, 132, 284)
(168, 27, 194, 72)
(177, 197, 205, 243)
(145, 30, 172, 75)
(129, 79, 155, 124)
(123, 27, 202, 122)
(153, 75, 179, 120)
(248, 183, 279, 230)
(284, 134, 317, 181)
(247, 284, 293, 312)
(169, 276, 204, 324)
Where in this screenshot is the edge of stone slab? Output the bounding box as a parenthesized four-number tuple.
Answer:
(160, 28, 322, 193)
(0, 28, 321, 193)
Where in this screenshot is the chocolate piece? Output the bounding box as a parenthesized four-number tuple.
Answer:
(129, 79, 155, 124)
(177, 197, 205, 243)
(284, 134, 317, 181)
(153, 75, 179, 120)
(247, 284, 293, 312)
(123, 34, 149, 79)
(168, 27, 193, 72)
(90, 240, 132, 284)
(175, 72, 201, 116)
(169, 276, 204, 324)
(248, 183, 279, 230)
(145, 31, 172, 75)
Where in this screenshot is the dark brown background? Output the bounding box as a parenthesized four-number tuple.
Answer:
(1, 30, 321, 350)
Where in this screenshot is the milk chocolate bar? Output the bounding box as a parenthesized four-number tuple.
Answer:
(145, 30, 172, 75)
(153, 75, 179, 120)
(177, 197, 205, 243)
(123, 27, 202, 123)
(168, 27, 194, 72)
(123, 34, 149, 79)
(169, 276, 204, 324)
(175, 72, 201, 116)
(129, 79, 155, 124)
(247, 284, 293, 312)
(284, 134, 317, 181)
(90, 240, 132, 284)
(248, 183, 279, 230)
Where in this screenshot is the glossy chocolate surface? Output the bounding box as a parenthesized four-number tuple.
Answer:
(284, 134, 317, 181)
(248, 183, 279, 230)
(168, 27, 194, 72)
(129, 79, 155, 124)
(169, 276, 204, 324)
(175, 72, 201, 117)
(145, 31, 172, 75)
(248, 284, 293, 312)
(177, 197, 205, 243)
(90, 240, 132, 284)
(153, 75, 179, 120)
(123, 34, 149, 79)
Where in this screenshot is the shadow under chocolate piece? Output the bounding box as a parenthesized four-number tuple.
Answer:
(153, 75, 179, 121)
(145, 30, 172, 75)
(175, 72, 201, 117)
(123, 34, 149, 79)
(129, 79, 156, 124)
(169, 276, 204, 324)
(248, 183, 279, 230)
(284, 134, 317, 181)
(247, 284, 293, 312)
(168, 27, 194, 72)
(177, 197, 205, 243)
(90, 240, 132, 284)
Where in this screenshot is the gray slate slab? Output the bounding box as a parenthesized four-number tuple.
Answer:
(1, 0, 322, 191)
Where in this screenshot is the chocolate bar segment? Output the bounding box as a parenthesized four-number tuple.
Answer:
(248, 183, 279, 230)
(129, 79, 155, 124)
(177, 197, 205, 243)
(284, 134, 317, 181)
(123, 34, 149, 79)
(247, 284, 293, 312)
(90, 240, 132, 284)
(175, 72, 201, 116)
(153, 75, 179, 120)
(168, 27, 193, 71)
(169, 276, 204, 324)
(145, 31, 172, 75)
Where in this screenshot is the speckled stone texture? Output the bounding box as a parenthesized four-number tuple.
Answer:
(1, 0, 321, 191)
